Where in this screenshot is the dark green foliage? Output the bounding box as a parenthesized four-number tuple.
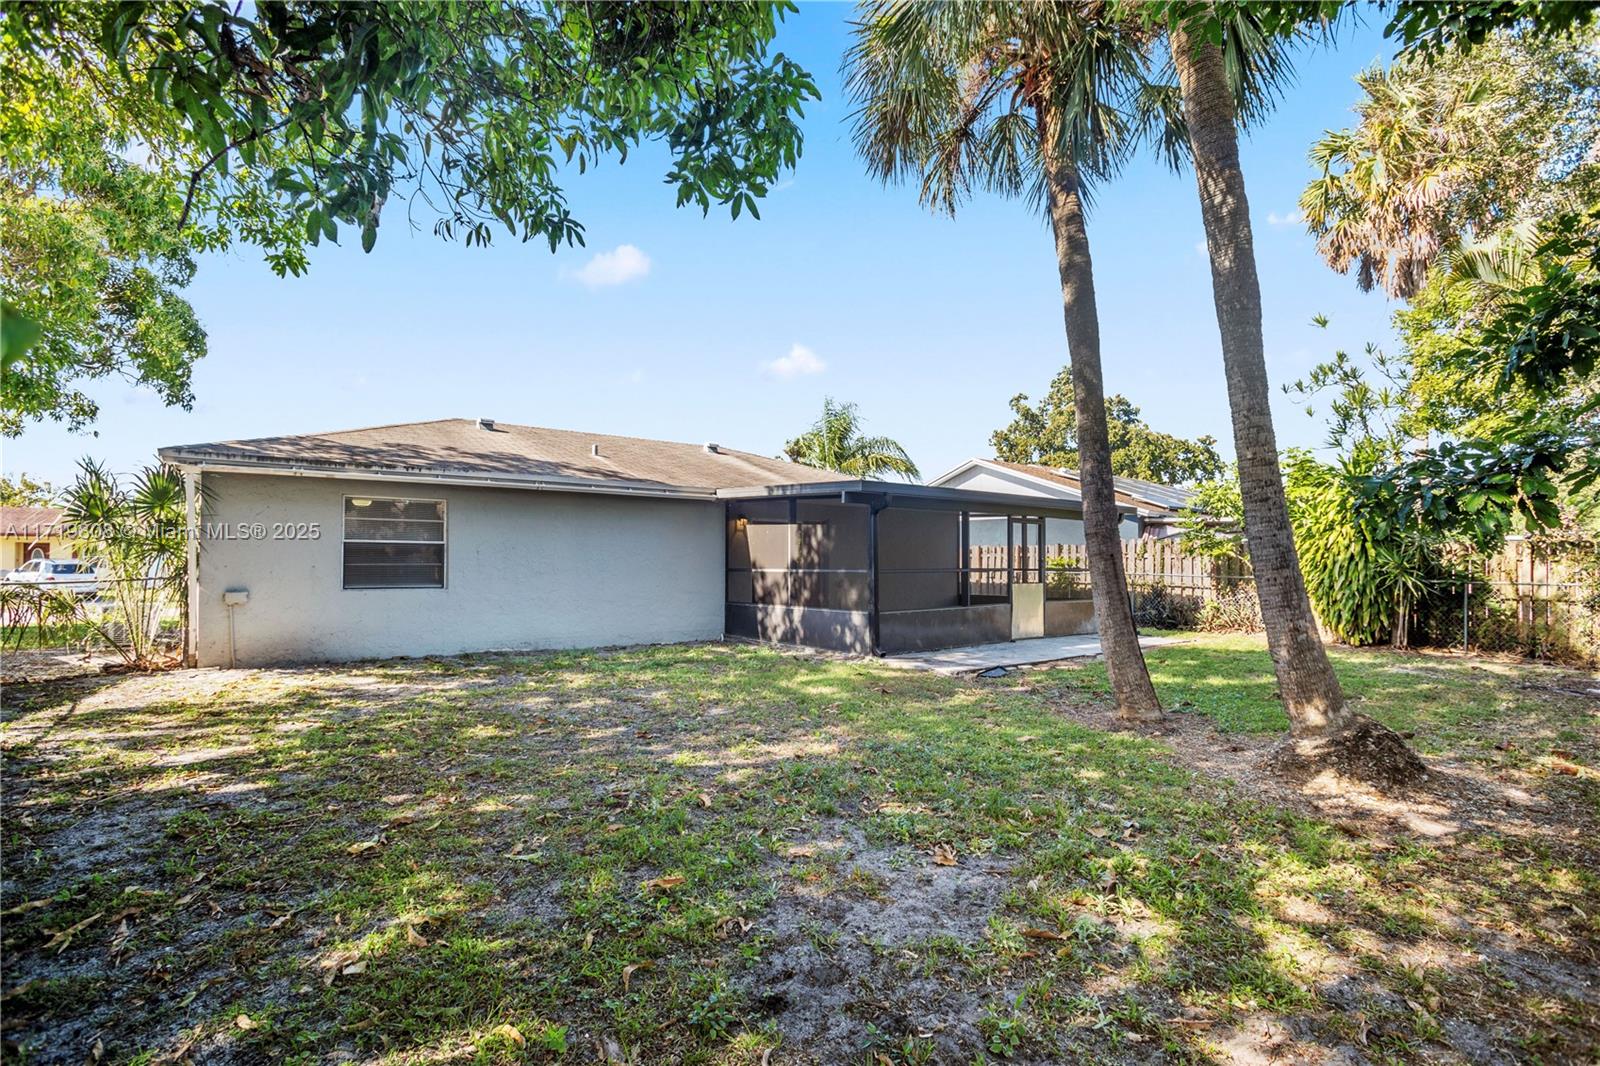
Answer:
(1477, 208, 1600, 396)
(2, 2, 815, 432)
(992, 367, 1225, 484)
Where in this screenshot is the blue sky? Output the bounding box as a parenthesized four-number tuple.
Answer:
(6, 4, 1405, 488)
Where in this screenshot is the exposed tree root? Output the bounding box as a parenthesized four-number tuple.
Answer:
(1269, 714, 1429, 791)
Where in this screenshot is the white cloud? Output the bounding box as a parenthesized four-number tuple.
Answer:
(1266, 208, 1303, 228)
(764, 343, 826, 379)
(569, 244, 651, 287)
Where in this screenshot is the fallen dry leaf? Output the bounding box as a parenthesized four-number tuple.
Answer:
(1020, 927, 1064, 941)
(405, 925, 429, 947)
(342, 960, 367, 977)
(697, 792, 713, 809)
(643, 875, 685, 892)
(622, 960, 655, 991)
(108, 918, 133, 964)
(43, 911, 103, 954)
(489, 1023, 525, 1047)
(784, 845, 816, 859)
(716, 916, 752, 939)
(318, 949, 362, 987)
(0, 897, 54, 917)
(234, 1014, 257, 1031)
(930, 843, 958, 867)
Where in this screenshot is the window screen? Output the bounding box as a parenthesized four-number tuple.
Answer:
(343, 497, 446, 589)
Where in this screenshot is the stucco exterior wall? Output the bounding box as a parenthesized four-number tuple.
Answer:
(193, 473, 724, 666)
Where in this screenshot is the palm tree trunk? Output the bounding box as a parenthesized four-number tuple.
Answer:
(1170, 27, 1348, 735)
(1039, 112, 1161, 720)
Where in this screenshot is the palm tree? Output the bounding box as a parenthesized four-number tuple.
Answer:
(1167, 21, 1358, 737)
(847, 1, 1171, 720)
(784, 397, 921, 480)
(1298, 28, 1600, 299)
(59, 457, 188, 666)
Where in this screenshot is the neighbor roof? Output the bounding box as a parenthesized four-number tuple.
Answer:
(159, 419, 841, 496)
(939, 459, 1196, 516)
(0, 506, 65, 538)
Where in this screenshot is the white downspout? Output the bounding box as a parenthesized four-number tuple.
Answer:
(183, 470, 200, 667)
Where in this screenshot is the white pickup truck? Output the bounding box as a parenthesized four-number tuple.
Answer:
(1, 559, 104, 595)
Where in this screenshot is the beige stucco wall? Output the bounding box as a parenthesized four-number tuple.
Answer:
(193, 473, 724, 666)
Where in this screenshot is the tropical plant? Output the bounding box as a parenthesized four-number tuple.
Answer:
(847, 0, 1174, 719)
(1367, 207, 1600, 547)
(2, 2, 816, 430)
(1179, 469, 1247, 566)
(992, 368, 1225, 484)
(782, 398, 920, 480)
(1286, 449, 1434, 647)
(1299, 28, 1600, 298)
(58, 458, 190, 666)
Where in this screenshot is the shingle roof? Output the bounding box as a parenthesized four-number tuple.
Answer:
(160, 419, 841, 493)
(0, 506, 65, 538)
(985, 460, 1195, 515)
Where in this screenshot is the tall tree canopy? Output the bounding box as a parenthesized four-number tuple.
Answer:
(1, 1, 816, 433)
(783, 397, 920, 480)
(992, 367, 1226, 484)
(1300, 26, 1600, 298)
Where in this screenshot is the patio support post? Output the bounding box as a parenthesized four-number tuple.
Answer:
(959, 511, 971, 607)
(1006, 517, 1014, 603)
(867, 502, 884, 656)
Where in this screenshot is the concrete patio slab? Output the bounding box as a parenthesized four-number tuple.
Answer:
(884, 633, 1183, 675)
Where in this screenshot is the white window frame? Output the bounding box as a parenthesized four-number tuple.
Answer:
(341, 495, 448, 590)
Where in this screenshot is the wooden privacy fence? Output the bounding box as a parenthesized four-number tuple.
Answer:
(966, 540, 1250, 604)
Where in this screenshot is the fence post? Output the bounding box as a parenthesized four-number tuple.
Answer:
(1462, 577, 1470, 653)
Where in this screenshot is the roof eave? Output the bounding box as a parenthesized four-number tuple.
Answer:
(718, 479, 1126, 519)
(157, 451, 721, 500)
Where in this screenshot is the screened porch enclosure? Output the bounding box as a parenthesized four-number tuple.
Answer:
(722, 483, 1100, 655)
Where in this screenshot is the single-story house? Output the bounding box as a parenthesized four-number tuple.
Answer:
(160, 419, 1115, 667)
(929, 459, 1196, 540)
(0, 506, 75, 573)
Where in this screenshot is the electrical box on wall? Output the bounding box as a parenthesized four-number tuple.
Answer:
(222, 589, 249, 606)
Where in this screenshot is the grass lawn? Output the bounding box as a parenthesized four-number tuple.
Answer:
(1, 635, 1596, 1064)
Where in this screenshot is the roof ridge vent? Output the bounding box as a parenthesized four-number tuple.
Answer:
(703, 442, 720, 454)
(478, 418, 497, 431)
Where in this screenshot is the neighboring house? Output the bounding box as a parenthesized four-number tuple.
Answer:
(160, 419, 1113, 667)
(930, 459, 1196, 540)
(0, 506, 74, 573)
